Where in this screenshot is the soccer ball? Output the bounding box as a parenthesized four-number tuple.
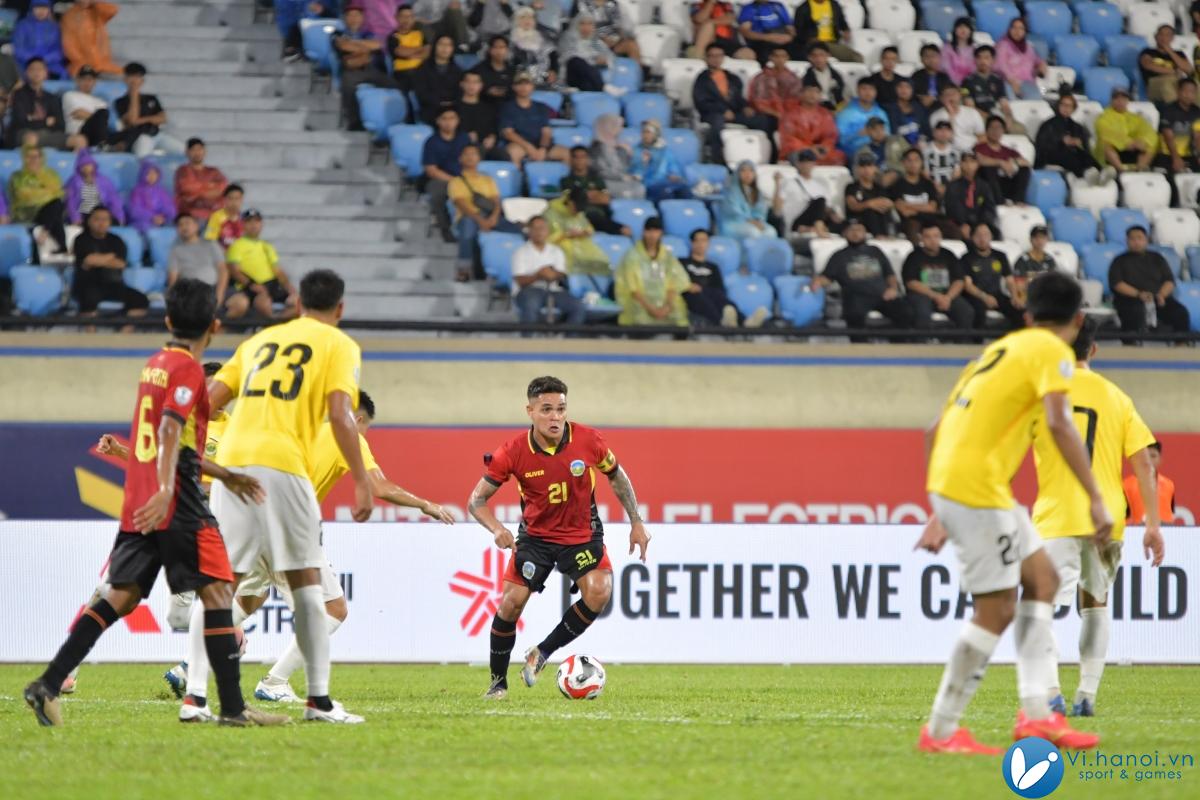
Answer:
(556, 654, 606, 700)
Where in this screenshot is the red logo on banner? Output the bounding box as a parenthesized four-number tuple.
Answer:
(449, 549, 525, 637)
(70, 603, 162, 634)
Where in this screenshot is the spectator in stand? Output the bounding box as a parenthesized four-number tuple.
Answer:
(923, 119, 961, 190)
(887, 79, 929, 147)
(277, 0, 339, 63)
(890, 147, 954, 243)
(530, 0, 564, 42)
(800, 42, 844, 109)
(844, 152, 893, 238)
(691, 0, 755, 60)
(113, 62, 184, 156)
(473, 34, 516, 103)
(168, 213, 228, 307)
(1140, 24, 1192, 105)
(694, 44, 776, 164)
(912, 44, 955, 110)
(1012, 224, 1056, 307)
(960, 221, 1022, 328)
(63, 65, 109, 150)
(225, 209, 299, 319)
(61, 0, 121, 77)
(386, 5, 430, 97)
(1124, 441, 1176, 525)
(468, 0, 515, 42)
(422, 107, 469, 243)
(363, 0, 402, 39)
(781, 149, 841, 234)
(333, 3, 387, 131)
(414, 35, 463, 125)
(546, 187, 609, 274)
(0, 54, 20, 107)
(631, 119, 692, 202)
(455, 70, 503, 158)
(126, 160, 175, 233)
(1094, 87, 1156, 173)
(500, 72, 567, 166)
(1034, 93, 1102, 181)
(855, 118, 901, 182)
(680, 229, 740, 327)
(174, 138, 227, 224)
(719, 161, 783, 239)
(561, 146, 626, 235)
(944, 152, 997, 239)
(511, 7, 558, 88)
(902, 221, 973, 330)
(589, 113, 642, 197)
(9, 57, 65, 149)
(837, 80, 889, 158)
(942, 17, 976, 87)
(412, 0, 469, 49)
(72, 205, 148, 326)
(510, 215, 586, 326)
(1109, 225, 1191, 334)
(738, 0, 796, 65)
(791, 0, 861, 63)
(1155, 77, 1200, 173)
(781, 82, 843, 165)
(448, 143, 521, 280)
(205, 184, 245, 250)
(930, 83, 984, 153)
(65, 148, 124, 225)
(14, 0, 66, 78)
(975, 115, 1031, 205)
(559, 13, 613, 92)
(748, 47, 803, 127)
(573, 0, 641, 64)
(962, 46, 1007, 117)
(995, 17, 1045, 100)
(616, 217, 692, 327)
(9, 144, 67, 253)
(813, 218, 915, 329)
(868, 47, 902, 106)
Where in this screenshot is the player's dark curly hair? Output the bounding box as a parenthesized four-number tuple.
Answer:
(358, 390, 376, 420)
(527, 376, 567, 400)
(1071, 315, 1099, 362)
(203, 362, 223, 378)
(166, 278, 217, 340)
(299, 269, 345, 312)
(1026, 272, 1082, 325)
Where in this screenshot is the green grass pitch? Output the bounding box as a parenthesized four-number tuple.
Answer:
(2, 663, 1197, 799)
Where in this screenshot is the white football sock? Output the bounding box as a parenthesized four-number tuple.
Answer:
(1076, 606, 1110, 704)
(232, 600, 249, 628)
(184, 599, 209, 699)
(291, 585, 330, 697)
(928, 622, 1000, 739)
(1015, 600, 1057, 719)
(267, 613, 343, 683)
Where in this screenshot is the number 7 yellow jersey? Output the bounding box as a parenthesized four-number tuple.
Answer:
(213, 316, 361, 479)
(1031, 366, 1155, 542)
(927, 327, 1076, 509)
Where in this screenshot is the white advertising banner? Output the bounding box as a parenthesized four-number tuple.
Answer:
(1, 522, 1196, 664)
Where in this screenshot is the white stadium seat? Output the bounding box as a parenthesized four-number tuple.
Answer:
(1119, 172, 1172, 215)
(501, 197, 547, 225)
(1008, 100, 1056, 140)
(991, 239, 1024, 268)
(1071, 99, 1104, 137)
(720, 128, 771, 166)
(1069, 179, 1119, 218)
(842, 0, 866, 29)
(897, 30, 943, 65)
(873, 237, 914, 278)
(1127, 102, 1160, 133)
(810, 236, 848, 275)
(1151, 208, 1200, 257)
(723, 59, 762, 89)
(785, 61, 811, 80)
(1038, 66, 1076, 100)
(848, 29, 894, 65)
(1081, 279, 1117, 321)
(1000, 134, 1036, 165)
(1044, 241, 1081, 276)
(755, 164, 799, 199)
(662, 58, 705, 110)
(1175, 172, 1200, 211)
(865, 0, 917, 35)
(1127, 2, 1177, 42)
(659, 0, 695, 44)
(941, 239, 968, 258)
(813, 165, 853, 216)
(635, 25, 682, 75)
(997, 205, 1047, 246)
(834, 62, 872, 91)
(616, 0, 653, 25)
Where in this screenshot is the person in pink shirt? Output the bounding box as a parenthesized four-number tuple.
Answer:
(942, 17, 977, 87)
(995, 17, 1045, 99)
(361, 0, 398, 38)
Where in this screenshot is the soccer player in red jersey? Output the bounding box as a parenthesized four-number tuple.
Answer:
(468, 376, 651, 699)
(24, 279, 287, 728)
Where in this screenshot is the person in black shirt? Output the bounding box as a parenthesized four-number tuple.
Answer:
(813, 217, 914, 329)
(472, 35, 515, 106)
(960, 222, 1023, 329)
(680, 230, 737, 326)
(455, 70, 505, 159)
(868, 47, 901, 107)
(843, 153, 894, 238)
(9, 57, 65, 149)
(902, 221, 973, 329)
(413, 35, 463, 126)
(113, 62, 183, 156)
(889, 147, 956, 244)
(1012, 224, 1058, 307)
(961, 46, 1006, 116)
(886, 78, 929, 147)
(1154, 77, 1200, 173)
(72, 206, 150, 324)
(422, 107, 469, 242)
(1138, 24, 1192, 104)
(1034, 93, 1097, 179)
(1108, 225, 1191, 333)
(944, 153, 998, 240)
(560, 147, 625, 235)
(911, 44, 955, 110)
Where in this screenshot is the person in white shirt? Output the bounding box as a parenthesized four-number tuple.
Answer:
(782, 149, 838, 234)
(63, 65, 111, 151)
(511, 216, 587, 326)
(929, 84, 984, 154)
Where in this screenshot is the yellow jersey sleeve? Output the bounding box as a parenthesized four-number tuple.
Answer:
(213, 343, 244, 396)
(1027, 334, 1075, 399)
(265, 242, 279, 269)
(323, 330, 361, 404)
(1122, 395, 1156, 459)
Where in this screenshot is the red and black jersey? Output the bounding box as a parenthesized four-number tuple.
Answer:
(483, 422, 619, 545)
(119, 345, 215, 533)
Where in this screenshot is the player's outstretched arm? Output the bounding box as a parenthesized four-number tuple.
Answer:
(1044, 392, 1113, 546)
(329, 390, 373, 523)
(1129, 447, 1164, 566)
(370, 468, 454, 523)
(607, 466, 650, 562)
(468, 478, 515, 550)
(97, 434, 129, 461)
(132, 417, 183, 534)
(207, 379, 235, 417)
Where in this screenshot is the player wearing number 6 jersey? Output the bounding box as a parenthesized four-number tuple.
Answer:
(468, 376, 651, 699)
(1031, 316, 1165, 718)
(915, 272, 1110, 754)
(207, 269, 372, 724)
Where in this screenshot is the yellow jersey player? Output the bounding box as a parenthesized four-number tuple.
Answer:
(1031, 316, 1165, 718)
(915, 272, 1111, 754)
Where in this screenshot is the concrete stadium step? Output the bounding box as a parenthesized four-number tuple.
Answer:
(168, 109, 335, 133)
(264, 218, 401, 241)
(278, 256, 442, 282)
(201, 129, 365, 146)
(142, 74, 308, 97)
(344, 279, 461, 296)
(204, 142, 369, 169)
(242, 181, 396, 206)
(110, 3, 255, 28)
(112, 38, 285, 64)
(253, 202, 403, 221)
(162, 94, 340, 113)
(343, 293, 460, 319)
(134, 59, 311, 79)
(275, 238, 456, 258)
(224, 164, 400, 185)
(105, 24, 280, 43)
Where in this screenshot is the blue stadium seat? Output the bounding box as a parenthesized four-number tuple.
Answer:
(388, 123, 433, 178)
(1048, 206, 1098, 250)
(10, 266, 63, 316)
(774, 275, 825, 326)
(479, 231, 524, 290)
(532, 90, 564, 115)
(708, 235, 742, 275)
(300, 18, 344, 75)
(1052, 34, 1101, 75)
(1080, 241, 1123, 292)
(124, 267, 164, 295)
(567, 272, 614, 299)
(477, 161, 522, 199)
(551, 126, 592, 149)
(524, 161, 569, 198)
(685, 163, 730, 192)
(744, 237, 794, 281)
(1027, 170, 1068, 214)
(42, 79, 74, 95)
(1101, 207, 1149, 243)
(1082, 67, 1129, 103)
(659, 199, 711, 238)
(0, 150, 22, 189)
(1175, 281, 1200, 331)
(664, 128, 701, 167)
(974, 1, 1020, 41)
(920, 1, 969, 39)
(146, 227, 177, 270)
(1150, 245, 1183, 280)
(622, 92, 672, 130)
(618, 127, 640, 151)
(571, 92, 621, 129)
(111, 226, 146, 267)
(610, 198, 657, 239)
(724, 272, 775, 318)
(1028, 35, 1051, 64)
(359, 88, 408, 143)
(1187, 244, 1200, 281)
(453, 53, 480, 71)
(662, 235, 690, 260)
(604, 57, 643, 93)
(0, 224, 32, 277)
(155, 154, 188, 195)
(1103, 35, 1147, 86)
(92, 81, 126, 103)
(592, 233, 634, 267)
(1076, 2, 1123, 39)
(44, 149, 75, 184)
(1025, 1, 1073, 38)
(92, 152, 139, 195)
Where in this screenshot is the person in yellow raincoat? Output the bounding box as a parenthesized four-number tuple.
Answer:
(616, 216, 691, 327)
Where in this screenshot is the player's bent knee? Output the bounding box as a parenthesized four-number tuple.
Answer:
(105, 584, 142, 616)
(197, 580, 234, 608)
(326, 596, 349, 622)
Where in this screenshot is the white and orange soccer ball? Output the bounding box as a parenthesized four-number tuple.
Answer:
(556, 654, 606, 700)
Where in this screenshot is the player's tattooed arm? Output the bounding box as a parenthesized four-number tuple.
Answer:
(469, 478, 515, 550)
(609, 466, 651, 562)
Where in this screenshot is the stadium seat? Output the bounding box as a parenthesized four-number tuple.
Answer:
(155, 154, 188, 195)
(1048, 206, 1099, 250)
(1150, 245, 1183, 280)
(1127, 101, 1160, 133)
(1038, 65, 1077, 98)
(571, 92, 621, 129)
(1127, 2, 1177, 41)
(809, 236, 847, 275)
(1082, 67, 1129, 103)
(388, 123, 433, 179)
(300, 18, 343, 77)
(1119, 172, 1172, 215)
(0, 224, 32, 277)
(919, 2, 968, 39)
(974, 1, 1020, 40)
(617, 0, 654, 26)
(1175, 282, 1200, 331)
(997, 205, 1046, 246)
(479, 231, 524, 291)
(453, 53, 480, 71)
(110, 226, 145, 267)
(0, 150, 22, 189)
(744, 238, 794, 281)
(1176, 172, 1200, 211)
(719, 129, 771, 167)
(1026, 170, 1068, 214)
(592, 232, 634, 267)
(123, 267, 164, 296)
(1000, 134, 1035, 165)
(1070, 99, 1105, 135)
(551, 127, 592, 149)
(44, 149, 74, 184)
(754, 164, 799, 198)
(707, 235, 742, 275)
(10, 266, 62, 316)
(1100, 207, 1149, 243)
(661, 234, 689, 258)
(1044, 241, 1081, 276)
(659, 199, 711, 238)
(685, 163, 730, 193)
(664, 128, 702, 167)
(724, 271, 774, 319)
(359, 88, 408, 143)
(1103, 34, 1148, 86)
(662, 58, 706, 111)
(603, 57, 643, 93)
(617, 127, 641, 152)
(1080, 242, 1122, 292)
(500, 197, 547, 225)
(834, 62, 872, 91)
(477, 161, 522, 199)
(566, 271, 615, 300)
(1028, 35, 1052, 63)
(92, 152, 139, 195)
(723, 59, 762, 90)
(1053, 34, 1101, 74)
(849, 28, 897, 64)
(524, 161, 568, 198)
(635, 25, 682, 75)
(146, 227, 176, 270)
(1076, 3, 1124, 39)
(659, 0, 695, 44)
(1008, 100, 1056, 140)
(873, 238, 914, 278)
(531, 90, 564, 115)
(842, 0, 866, 29)
(1070, 178, 1119, 219)
(610, 198, 658, 239)
(774, 275, 825, 326)
(1026, 1, 1073, 37)
(866, 0, 916, 35)
(897, 30, 943, 65)
(1188, 245, 1200, 280)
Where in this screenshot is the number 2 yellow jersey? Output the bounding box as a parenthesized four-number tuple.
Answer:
(1031, 366, 1155, 542)
(213, 316, 361, 478)
(927, 327, 1076, 509)
(309, 421, 379, 503)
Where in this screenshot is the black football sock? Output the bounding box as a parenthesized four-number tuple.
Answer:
(537, 600, 599, 658)
(202, 609, 246, 718)
(489, 615, 517, 685)
(41, 599, 121, 695)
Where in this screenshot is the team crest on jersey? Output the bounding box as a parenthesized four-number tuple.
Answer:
(1059, 359, 1074, 378)
(521, 561, 536, 580)
(569, 459, 586, 477)
(174, 386, 193, 406)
